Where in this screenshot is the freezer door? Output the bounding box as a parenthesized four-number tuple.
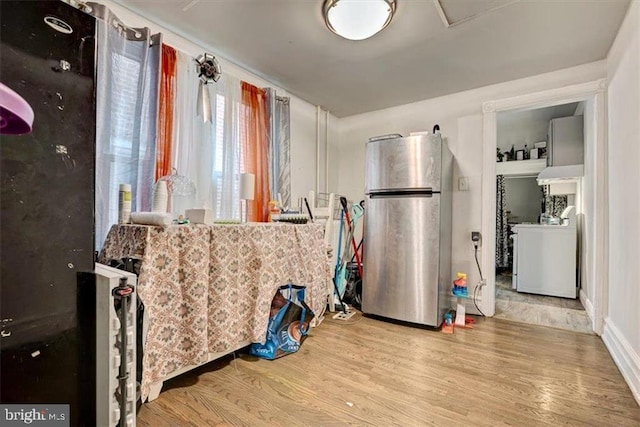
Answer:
(365, 134, 442, 193)
(363, 194, 441, 326)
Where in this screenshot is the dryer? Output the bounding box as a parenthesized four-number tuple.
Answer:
(511, 207, 577, 298)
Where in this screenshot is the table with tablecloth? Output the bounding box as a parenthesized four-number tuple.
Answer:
(97, 222, 330, 401)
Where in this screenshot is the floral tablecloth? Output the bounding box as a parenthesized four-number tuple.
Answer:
(98, 222, 330, 400)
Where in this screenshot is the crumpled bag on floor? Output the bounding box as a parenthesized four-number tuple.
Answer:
(249, 284, 314, 360)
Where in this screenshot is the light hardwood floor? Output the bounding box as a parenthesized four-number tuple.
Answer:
(138, 314, 640, 426)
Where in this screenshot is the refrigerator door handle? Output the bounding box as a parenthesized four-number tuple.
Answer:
(368, 133, 404, 142)
(369, 189, 438, 198)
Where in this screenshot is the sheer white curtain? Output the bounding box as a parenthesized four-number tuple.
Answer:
(94, 5, 160, 248)
(171, 52, 242, 220)
(214, 74, 242, 220)
(171, 51, 215, 213)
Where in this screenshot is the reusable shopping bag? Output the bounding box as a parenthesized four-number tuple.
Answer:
(249, 284, 314, 360)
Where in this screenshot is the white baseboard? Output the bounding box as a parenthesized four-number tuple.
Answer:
(579, 289, 594, 323)
(602, 318, 640, 406)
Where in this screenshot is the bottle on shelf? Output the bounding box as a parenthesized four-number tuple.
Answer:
(118, 184, 132, 224)
(268, 200, 281, 222)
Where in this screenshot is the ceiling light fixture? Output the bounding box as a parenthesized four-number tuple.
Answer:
(323, 0, 396, 41)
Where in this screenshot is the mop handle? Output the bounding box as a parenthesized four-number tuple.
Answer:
(339, 197, 364, 279)
(334, 209, 344, 282)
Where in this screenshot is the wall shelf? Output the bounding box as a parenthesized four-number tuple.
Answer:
(496, 159, 547, 177)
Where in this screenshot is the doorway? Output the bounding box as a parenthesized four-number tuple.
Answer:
(481, 79, 608, 335)
(493, 103, 591, 333)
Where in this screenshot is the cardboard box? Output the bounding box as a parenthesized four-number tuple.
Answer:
(185, 208, 214, 225)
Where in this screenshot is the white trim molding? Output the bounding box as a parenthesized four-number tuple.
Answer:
(481, 109, 497, 316)
(482, 79, 607, 113)
(481, 79, 608, 321)
(579, 289, 594, 327)
(602, 318, 640, 406)
(592, 88, 609, 336)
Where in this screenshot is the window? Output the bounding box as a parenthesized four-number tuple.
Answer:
(214, 94, 225, 217)
(211, 92, 242, 219)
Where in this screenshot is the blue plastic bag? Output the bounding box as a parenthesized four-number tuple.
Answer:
(249, 284, 315, 360)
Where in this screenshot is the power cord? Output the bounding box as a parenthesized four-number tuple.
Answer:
(473, 242, 486, 317)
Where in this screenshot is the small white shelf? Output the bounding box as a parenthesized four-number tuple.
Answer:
(496, 159, 547, 177)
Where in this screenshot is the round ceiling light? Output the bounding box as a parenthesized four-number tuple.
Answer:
(323, 0, 396, 41)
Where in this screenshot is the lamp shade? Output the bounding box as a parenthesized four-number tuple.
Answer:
(323, 0, 396, 41)
(239, 173, 255, 200)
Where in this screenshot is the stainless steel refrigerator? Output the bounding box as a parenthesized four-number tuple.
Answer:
(363, 133, 453, 327)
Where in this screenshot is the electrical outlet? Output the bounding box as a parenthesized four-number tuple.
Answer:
(458, 177, 469, 191)
(471, 231, 481, 243)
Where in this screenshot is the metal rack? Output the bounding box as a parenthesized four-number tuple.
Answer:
(312, 192, 348, 220)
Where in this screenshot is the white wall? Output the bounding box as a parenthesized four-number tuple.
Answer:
(338, 61, 606, 308)
(504, 177, 542, 223)
(603, 0, 640, 405)
(289, 99, 318, 207)
(498, 115, 548, 155)
(100, 0, 338, 208)
(314, 108, 340, 196)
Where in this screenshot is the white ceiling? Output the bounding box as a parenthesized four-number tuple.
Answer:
(115, 0, 630, 117)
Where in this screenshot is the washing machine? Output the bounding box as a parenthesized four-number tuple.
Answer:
(511, 206, 578, 298)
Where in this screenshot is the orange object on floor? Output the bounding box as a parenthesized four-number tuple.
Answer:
(457, 316, 475, 329)
(441, 323, 454, 334)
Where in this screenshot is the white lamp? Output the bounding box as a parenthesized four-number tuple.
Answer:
(239, 173, 255, 223)
(323, 0, 396, 41)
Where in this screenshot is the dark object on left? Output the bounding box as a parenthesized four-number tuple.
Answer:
(0, 2, 96, 425)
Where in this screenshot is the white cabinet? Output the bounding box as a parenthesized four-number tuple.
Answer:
(548, 116, 584, 166)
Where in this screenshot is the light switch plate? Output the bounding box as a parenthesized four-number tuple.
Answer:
(458, 177, 469, 191)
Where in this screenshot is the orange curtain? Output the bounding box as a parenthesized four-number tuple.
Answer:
(241, 81, 271, 222)
(155, 44, 177, 181)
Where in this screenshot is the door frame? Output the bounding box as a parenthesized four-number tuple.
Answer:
(481, 78, 608, 334)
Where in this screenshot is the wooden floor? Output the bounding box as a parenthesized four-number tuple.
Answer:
(138, 314, 640, 426)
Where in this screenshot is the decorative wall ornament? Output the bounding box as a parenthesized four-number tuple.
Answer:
(194, 53, 221, 123)
(482, 101, 496, 113)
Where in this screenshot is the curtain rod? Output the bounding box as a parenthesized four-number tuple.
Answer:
(260, 87, 289, 104)
(62, 0, 158, 43)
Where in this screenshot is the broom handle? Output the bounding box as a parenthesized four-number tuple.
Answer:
(339, 197, 364, 279)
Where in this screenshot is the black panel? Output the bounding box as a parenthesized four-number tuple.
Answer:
(1, 1, 96, 425)
(76, 272, 97, 426)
